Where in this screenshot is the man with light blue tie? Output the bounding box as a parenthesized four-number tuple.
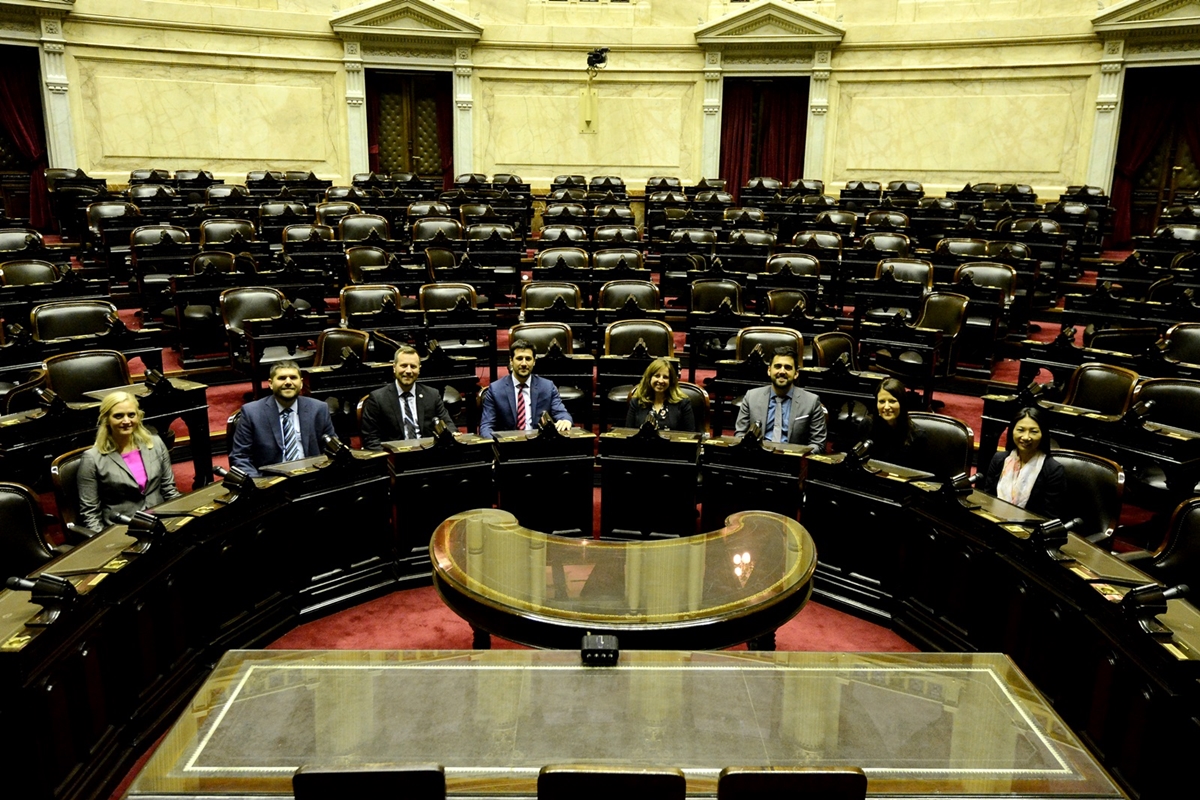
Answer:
(229, 360, 337, 476)
(734, 346, 826, 450)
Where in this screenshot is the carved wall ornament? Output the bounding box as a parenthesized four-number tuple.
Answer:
(1127, 39, 1200, 54)
(346, 41, 359, 55)
(723, 53, 814, 66)
(1100, 62, 1123, 73)
(1130, 0, 1197, 23)
(727, 18, 817, 38)
(369, 9, 453, 31)
(0, 15, 39, 33)
(362, 45, 453, 60)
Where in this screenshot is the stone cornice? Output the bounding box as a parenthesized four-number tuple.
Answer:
(695, 0, 844, 53)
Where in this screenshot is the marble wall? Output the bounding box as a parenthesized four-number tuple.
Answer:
(16, 0, 1142, 192)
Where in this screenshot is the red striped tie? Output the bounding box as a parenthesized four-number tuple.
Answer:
(516, 383, 527, 429)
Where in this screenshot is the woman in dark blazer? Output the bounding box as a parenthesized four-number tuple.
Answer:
(864, 378, 929, 470)
(78, 391, 181, 533)
(625, 358, 696, 432)
(982, 406, 1065, 520)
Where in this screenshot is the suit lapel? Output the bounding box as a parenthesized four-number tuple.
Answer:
(106, 449, 134, 482)
(387, 387, 405, 431)
(268, 399, 285, 453)
(499, 377, 516, 424)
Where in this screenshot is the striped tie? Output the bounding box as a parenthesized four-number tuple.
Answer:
(280, 406, 302, 462)
(401, 391, 417, 439)
(516, 383, 527, 430)
(765, 395, 777, 442)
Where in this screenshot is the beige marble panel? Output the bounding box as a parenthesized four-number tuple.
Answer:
(479, 77, 698, 182)
(95, 76, 326, 161)
(830, 75, 1092, 190)
(75, 58, 343, 177)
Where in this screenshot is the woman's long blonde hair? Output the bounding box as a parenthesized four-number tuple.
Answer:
(94, 391, 155, 453)
(632, 357, 685, 406)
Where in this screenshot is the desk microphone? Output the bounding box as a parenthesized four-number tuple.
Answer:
(1121, 583, 1190, 638)
(5, 574, 78, 626)
(115, 510, 168, 553)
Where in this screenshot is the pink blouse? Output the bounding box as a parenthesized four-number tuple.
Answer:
(121, 449, 148, 493)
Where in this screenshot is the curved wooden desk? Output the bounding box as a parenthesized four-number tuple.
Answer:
(431, 508, 817, 650)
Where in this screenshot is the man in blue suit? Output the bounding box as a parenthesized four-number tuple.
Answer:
(479, 339, 573, 438)
(229, 360, 337, 476)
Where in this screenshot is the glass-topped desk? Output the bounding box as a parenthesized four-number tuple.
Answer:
(430, 509, 817, 649)
(126, 650, 1123, 799)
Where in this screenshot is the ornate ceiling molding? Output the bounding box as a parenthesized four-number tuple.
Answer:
(1093, 0, 1200, 40)
(695, 0, 845, 56)
(331, 0, 482, 46)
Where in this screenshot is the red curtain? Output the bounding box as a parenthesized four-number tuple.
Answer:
(720, 80, 755, 204)
(434, 74, 454, 189)
(0, 47, 51, 229)
(758, 80, 808, 187)
(1110, 85, 1176, 243)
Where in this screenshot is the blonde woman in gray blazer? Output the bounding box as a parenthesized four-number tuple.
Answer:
(78, 391, 181, 533)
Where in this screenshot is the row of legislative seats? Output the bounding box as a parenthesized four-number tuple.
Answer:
(290, 763, 867, 800)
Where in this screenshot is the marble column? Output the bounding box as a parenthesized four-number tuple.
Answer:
(343, 39, 368, 177)
(701, 50, 722, 180)
(454, 47, 474, 177)
(804, 49, 831, 184)
(1085, 38, 1125, 193)
(37, 12, 75, 168)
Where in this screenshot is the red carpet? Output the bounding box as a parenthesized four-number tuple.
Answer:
(267, 584, 918, 653)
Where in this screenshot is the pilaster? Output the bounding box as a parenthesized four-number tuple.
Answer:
(1086, 38, 1125, 192)
(344, 39, 368, 176)
(37, 11, 74, 167)
(701, 49, 722, 179)
(453, 46, 474, 175)
(805, 48, 831, 185)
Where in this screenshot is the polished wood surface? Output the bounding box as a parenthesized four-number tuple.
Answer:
(430, 508, 816, 650)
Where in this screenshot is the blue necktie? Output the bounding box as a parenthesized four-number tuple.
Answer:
(280, 406, 303, 462)
(766, 396, 777, 441)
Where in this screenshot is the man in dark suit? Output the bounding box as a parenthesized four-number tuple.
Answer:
(479, 339, 573, 438)
(360, 345, 455, 449)
(734, 346, 826, 449)
(229, 360, 337, 477)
